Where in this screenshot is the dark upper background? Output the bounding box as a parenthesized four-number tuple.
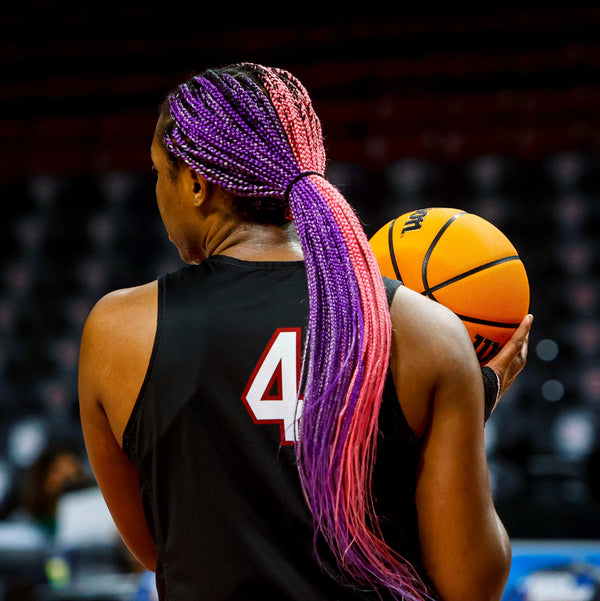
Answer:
(3, 3, 600, 178)
(0, 1, 599, 544)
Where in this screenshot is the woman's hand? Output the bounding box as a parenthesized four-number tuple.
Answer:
(484, 314, 533, 414)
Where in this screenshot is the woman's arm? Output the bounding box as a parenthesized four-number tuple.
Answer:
(390, 287, 511, 601)
(78, 284, 159, 571)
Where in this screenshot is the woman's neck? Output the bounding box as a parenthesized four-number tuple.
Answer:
(207, 221, 303, 262)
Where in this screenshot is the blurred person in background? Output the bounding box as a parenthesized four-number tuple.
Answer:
(10, 441, 87, 540)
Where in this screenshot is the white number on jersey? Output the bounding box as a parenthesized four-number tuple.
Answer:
(242, 328, 304, 445)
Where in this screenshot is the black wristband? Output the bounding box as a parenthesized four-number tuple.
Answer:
(482, 366, 500, 422)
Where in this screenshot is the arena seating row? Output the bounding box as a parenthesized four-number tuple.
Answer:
(2, 86, 598, 180)
(2, 6, 600, 178)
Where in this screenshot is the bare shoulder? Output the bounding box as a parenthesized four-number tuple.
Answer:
(388, 285, 480, 435)
(79, 281, 158, 442)
(81, 279, 158, 380)
(390, 285, 475, 365)
(84, 281, 158, 339)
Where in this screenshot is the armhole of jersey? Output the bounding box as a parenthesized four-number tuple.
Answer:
(381, 275, 423, 441)
(122, 275, 166, 458)
(382, 375, 424, 443)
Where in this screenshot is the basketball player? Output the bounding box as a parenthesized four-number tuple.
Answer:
(78, 64, 532, 601)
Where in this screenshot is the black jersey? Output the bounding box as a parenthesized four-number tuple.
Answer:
(123, 256, 431, 601)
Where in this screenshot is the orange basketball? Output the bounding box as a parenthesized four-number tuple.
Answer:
(369, 207, 530, 364)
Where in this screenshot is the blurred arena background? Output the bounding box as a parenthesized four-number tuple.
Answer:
(0, 3, 599, 600)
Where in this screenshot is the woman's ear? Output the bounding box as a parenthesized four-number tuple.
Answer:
(189, 170, 211, 207)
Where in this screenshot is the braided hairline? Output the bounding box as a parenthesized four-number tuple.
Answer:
(168, 84, 286, 198)
(166, 69, 301, 203)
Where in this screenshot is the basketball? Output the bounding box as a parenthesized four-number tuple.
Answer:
(369, 207, 530, 364)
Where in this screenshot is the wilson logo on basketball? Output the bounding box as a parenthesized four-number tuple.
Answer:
(401, 209, 429, 234)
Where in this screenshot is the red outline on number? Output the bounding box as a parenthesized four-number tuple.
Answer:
(241, 327, 303, 445)
(263, 361, 283, 401)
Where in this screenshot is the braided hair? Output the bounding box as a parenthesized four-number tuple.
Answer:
(158, 63, 430, 601)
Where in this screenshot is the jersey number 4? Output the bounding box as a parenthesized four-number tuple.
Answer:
(241, 328, 304, 445)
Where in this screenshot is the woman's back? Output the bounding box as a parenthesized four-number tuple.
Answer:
(122, 257, 427, 600)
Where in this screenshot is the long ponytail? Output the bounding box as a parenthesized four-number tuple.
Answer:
(161, 63, 429, 601)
